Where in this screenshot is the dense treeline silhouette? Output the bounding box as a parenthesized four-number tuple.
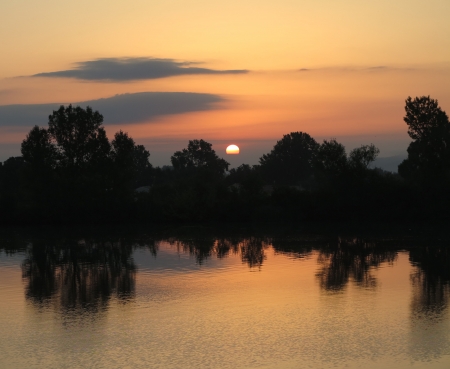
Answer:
(1, 96, 450, 224)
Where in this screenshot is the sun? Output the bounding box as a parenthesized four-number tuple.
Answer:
(226, 144, 240, 154)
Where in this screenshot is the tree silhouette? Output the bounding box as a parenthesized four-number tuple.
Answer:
(0, 157, 25, 220)
(399, 96, 450, 185)
(315, 139, 348, 189)
(348, 144, 380, 171)
(171, 139, 229, 175)
(111, 130, 152, 196)
(47, 105, 111, 170)
(317, 139, 348, 175)
(21, 126, 58, 169)
(259, 131, 319, 185)
(20, 105, 112, 219)
(17, 105, 154, 222)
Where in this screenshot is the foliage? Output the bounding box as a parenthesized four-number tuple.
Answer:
(2, 97, 450, 224)
(259, 131, 319, 185)
(111, 131, 152, 191)
(348, 144, 380, 170)
(21, 126, 58, 169)
(171, 139, 229, 175)
(47, 105, 111, 169)
(399, 96, 450, 186)
(17, 105, 152, 222)
(316, 139, 348, 174)
(403, 96, 449, 141)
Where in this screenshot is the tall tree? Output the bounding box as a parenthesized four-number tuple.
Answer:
(398, 96, 450, 185)
(21, 105, 113, 220)
(47, 105, 111, 170)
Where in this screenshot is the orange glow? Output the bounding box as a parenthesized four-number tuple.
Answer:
(226, 144, 239, 154)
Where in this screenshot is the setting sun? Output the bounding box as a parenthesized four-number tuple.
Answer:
(226, 144, 240, 154)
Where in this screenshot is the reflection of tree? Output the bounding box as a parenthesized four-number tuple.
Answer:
(0, 231, 29, 255)
(270, 237, 315, 259)
(168, 236, 216, 265)
(165, 234, 270, 268)
(316, 237, 397, 291)
(410, 246, 450, 316)
(215, 238, 240, 259)
(21, 237, 136, 312)
(240, 237, 269, 268)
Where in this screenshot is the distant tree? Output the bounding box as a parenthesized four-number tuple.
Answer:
(398, 96, 450, 185)
(259, 132, 319, 185)
(316, 139, 348, 175)
(171, 139, 229, 175)
(348, 144, 380, 170)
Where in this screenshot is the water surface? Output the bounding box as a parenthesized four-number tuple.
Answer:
(0, 228, 449, 368)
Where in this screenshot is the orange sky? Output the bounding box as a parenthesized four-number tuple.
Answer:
(1, 0, 450, 166)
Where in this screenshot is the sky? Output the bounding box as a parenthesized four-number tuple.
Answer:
(1, 0, 450, 168)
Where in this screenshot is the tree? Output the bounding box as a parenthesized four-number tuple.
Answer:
(398, 96, 450, 184)
(21, 126, 58, 169)
(21, 127, 59, 218)
(171, 139, 229, 175)
(110, 130, 152, 191)
(314, 139, 349, 190)
(259, 132, 319, 185)
(316, 139, 348, 175)
(227, 164, 263, 198)
(20, 105, 113, 219)
(348, 144, 380, 170)
(0, 157, 25, 219)
(403, 96, 449, 141)
(47, 105, 111, 170)
(22, 105, 111, 174)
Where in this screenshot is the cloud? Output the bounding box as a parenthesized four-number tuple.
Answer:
(32, 57, 249, 81)
(0, 92, 225, 127)
(297, 65, 415, 73)
(0, 89, 15, 97)
(366, 66, 388, 70)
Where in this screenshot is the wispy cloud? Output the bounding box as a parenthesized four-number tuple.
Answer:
(0, 92, 225, 127)
(0, 89, 15, 97)
(31, 57, 249, 82)
(297, 65, 416, 73)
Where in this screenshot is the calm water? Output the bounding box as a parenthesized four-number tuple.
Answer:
(0, 227, 449, 369)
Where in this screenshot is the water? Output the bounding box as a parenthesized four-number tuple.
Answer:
(0, 228, 449, 368)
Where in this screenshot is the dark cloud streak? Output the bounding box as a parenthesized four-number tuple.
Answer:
(0, 92, 224, 127)
(32, 58, 249, 81)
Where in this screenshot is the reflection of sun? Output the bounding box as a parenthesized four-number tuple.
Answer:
(226, 144, 240, 154)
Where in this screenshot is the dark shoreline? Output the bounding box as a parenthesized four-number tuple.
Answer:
(1, 219, 449, 242)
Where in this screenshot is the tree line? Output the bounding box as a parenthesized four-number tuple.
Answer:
(1, 96, 449, 224)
